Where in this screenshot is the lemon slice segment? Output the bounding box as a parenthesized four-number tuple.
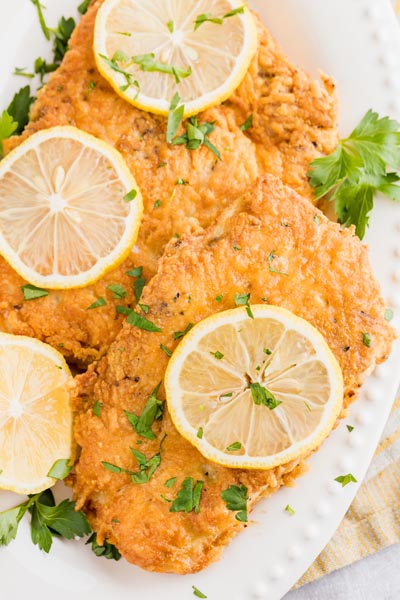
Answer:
(165, 306, 344, 469)
(0, 126, 143, 289)
(0, 333, 73, 495)
(94, 0, 258, 116)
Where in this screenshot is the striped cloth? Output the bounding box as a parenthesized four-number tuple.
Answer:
(296, 396, 400, 585)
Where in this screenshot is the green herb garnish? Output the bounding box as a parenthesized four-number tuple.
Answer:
(362, 332, 371, 347)
(285, 504, 295, 516)
(125, 383, 164, 440)
(240, 114, 253, 131)
(267, 250, 288, 276)
(171, 116, 221, 159)
(250, 382, 281, 410)
(127, 311, 161, 332)
(78, 0, 91, 14)
(86, 534, 121, 560)
(210, 350, 224, 360)
(309, 109, 400, 239)
(346, 425, 354, 432)
(221, 484, 248, 522)
(107, 284, 126, 299)
(93, 401, 103, 417)
(165, 477, 177, 488)
(123, 189, 137, 202)
(21, 284, 49, 301)
(170, 478, 204, 514)
(192, 586, 207, 598)
(47, 459, 72, 480)
(167, 92, 185, 143)
(194, 6, 244, 30)
(0, 488, 90, 551)
(334, 473, 358, 487)
(87, 297, 106, 310)
(174, 323, 193, 339)
(226, 442, 241, 452)
(133, 53, 192, 83)
(160, 344, 172, 357)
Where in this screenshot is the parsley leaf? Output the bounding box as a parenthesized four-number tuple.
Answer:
(127, 311, 161, 332)
(133, 54, 192, 84)
(21, 284, 49, 301)
(0, 111, 18, 156)
(52, 16, 75, 63)
(123, 189, 137, 202)
(125, 383, 164, 440)
(93, 401, 103, 417)
(240, 114, 253, 131)
(6, 86, 34, 135)
(362, 332, 372, 347)
(78, 0, 91, 15)
(346, 425, 354, 432)
(167, 92, 185, 143)
(170, 478, 204, 513)
(194, 6, 244, 30)
(47, 459, 71, 480)
(99, 53, 140, 94)
(165, 477, 177, 488)
(134, 277, 146, 303)
(87, 297, 106, 310)
(210, 350, 224, 360)
(334, 473, 358, 487)
(173, 323, 193, 339)
(192, 585, 207, 598)
(0, 489, 90, 552)
(86, 533, 121, 560)
(250, 382, 282, 410)
(126, 266, 142, 278)
(285, 504, 295, 516)
(226, 442, 241, 451)
(309, 109, 400, 239)
(107, 284, 126, 299)
(267, 250, 288, 276)
(172, 116, 221, 159)
(160, 343, 172, 357)
(221, 484, 248, 522)
(130, 435, 166, 483)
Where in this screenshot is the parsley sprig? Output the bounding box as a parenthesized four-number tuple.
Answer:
(221, 484, 248, 522)
(125, 383, 164, 440)
(170, 477, 204, 513)
(309, 109, 400, 239)
(0, 488, 90, 552)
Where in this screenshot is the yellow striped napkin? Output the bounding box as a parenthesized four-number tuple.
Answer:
(296, 395, 400, 586)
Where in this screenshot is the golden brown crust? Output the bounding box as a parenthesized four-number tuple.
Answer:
(72, 175, 395, 574)
(0, 3, 338, 365)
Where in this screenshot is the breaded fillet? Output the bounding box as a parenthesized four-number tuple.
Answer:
(0, 2, 338, 365)
(72, 175, 395, 574)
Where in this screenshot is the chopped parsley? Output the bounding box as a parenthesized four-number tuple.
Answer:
(335, 473, 358, 487)
(197, 427, 204, 439)
(240, 114, 253, 131)
(139, 304, 149, 313)
(13, 67, 34, 79)
(125, 383, 164, 440)
(215, 294, 223, 302)
(226, 442, 241, 452)
(171, 116, 221, 159)
(123, 189, 137, 202)
(93, 401, 103, 417)
(285, 504, 295, 516)
(154, 199, 162, 208)
(264, 348, 272, 355)
(87, 297, 106, 310)
(384, 308, 394, 321)
(175, 178, 189, 185)
(166, 20, 174, 33)
(165, 477, 177, 488)
(134, 277, 146, 302)
(268, 250, 288, 276)
(130, 435, 166, 484)
(99, 53, 140, 94)
(78, 0, 91, 14)
(52, 16, 76, 63)
(234, 292, 250, 306)
(21, 284, 49, 301)
(192, 586, 207, 598)
(346, 425, 354, 432)
(160, 344, 172, 357)
(174, 323, 193, 339)
(107, 284, 126, 299)
(0, 111, 18, 156)
(126, 266, 143, 278)
(0, 488, 90, 552)
(210, 350, 224, 360)
(86, 534, 121, 561)
(133, 53, 192, 84)
(157, 161, 167, 168)
(221, 484, 248, 522)
(194, 6, 244, 30)
(167, 92, 185, 143)
(170, 478, 204, 514)
(362, 332, 372, 347)
(314, 213, 320, 225)
(127, 311, 161, 332)
(250, 383, 281, 410)
(4, 85, 34, 137)
(304, 401, 312, 412)
(233, 245, 241, 251)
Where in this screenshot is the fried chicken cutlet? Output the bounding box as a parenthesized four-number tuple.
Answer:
(72, 175, 395, 574)
(0, 2, 338, 366)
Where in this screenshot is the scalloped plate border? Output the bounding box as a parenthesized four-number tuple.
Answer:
(1, 1, 400, 599)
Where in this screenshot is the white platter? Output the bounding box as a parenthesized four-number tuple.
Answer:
(1, 1, 400, 599)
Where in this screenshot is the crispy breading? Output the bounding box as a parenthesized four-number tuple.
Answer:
(72, 175, 395, 574)
(0, 2, 338, 365)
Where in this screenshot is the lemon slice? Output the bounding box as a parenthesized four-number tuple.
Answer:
(94, 0, 258, 116)
(0, 333, 73, 495)
(165, 306, 344, 469)
(0, 126, 143, 289)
